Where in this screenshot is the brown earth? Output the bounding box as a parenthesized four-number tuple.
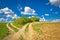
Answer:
(3, 22, 60, 40)
(31, 22, 60, 40)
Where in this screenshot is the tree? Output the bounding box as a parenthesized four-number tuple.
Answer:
(30, 16, 39, 22)
(13, 16, 39, 25)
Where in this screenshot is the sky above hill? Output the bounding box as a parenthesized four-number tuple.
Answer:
(0, 0, 60, 22)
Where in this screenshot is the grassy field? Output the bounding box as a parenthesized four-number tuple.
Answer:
(13, 22, 60, 40)
(31, 22, 60, 40)
(13, 22, 23, 28)
(0, 23, 9, 40)
(8, 23, 18, 32)
(0, 22, 60, 40)
(32, 22, 60, 32)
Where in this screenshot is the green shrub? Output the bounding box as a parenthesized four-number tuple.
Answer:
(13, 16, 39, 28)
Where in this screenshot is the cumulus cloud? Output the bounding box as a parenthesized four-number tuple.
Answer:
(0, 7, 19, 22)
(12, 14, 19, 19)
(49, 0, 60, 7)
(51, 19, 60, 22)
(0, 18, 8, 22)
(21, 6, 37, 15)
(0, 18, 3, 22)
(0, 7, 14, 14)
(45, 14, 49, 16)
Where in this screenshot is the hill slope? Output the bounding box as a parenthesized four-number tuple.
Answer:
(1, 22, 60, 40)
(31, 22, 60, 40)
(0, 23, 9, 40)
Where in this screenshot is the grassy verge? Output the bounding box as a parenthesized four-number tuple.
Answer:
(0, 23, 9, 40)
(13, 22, 23, 28)
(32, 23, 43, 34)
(25, 24, 29, 32)
(8, 23, 18, 32)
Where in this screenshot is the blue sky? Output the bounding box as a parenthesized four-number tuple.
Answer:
(0, 0, 60, 22)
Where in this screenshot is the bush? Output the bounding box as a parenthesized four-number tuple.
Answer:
(30, 16, 39, 22)
(13, 16, 39, 28)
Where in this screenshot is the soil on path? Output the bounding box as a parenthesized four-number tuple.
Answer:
(10, 23, 20, 30)
(4, 23, 29, 40)
(3, 23, 15, 40)
(3, 22, 60, 40)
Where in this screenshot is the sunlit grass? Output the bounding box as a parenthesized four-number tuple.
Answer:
(8, 23, 18, 32)
(0, 23, 9, 40)
(32, 23, 43, 34)
(25, 24, 29, 32)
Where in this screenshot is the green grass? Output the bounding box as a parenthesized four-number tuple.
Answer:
(19, 35, 24, 40)
(0, 23, 9, 40)
(8, 23, 18, 32)
(13, 22, 25, 28)
(25, 24, 29, 32)
(32, 22, 60, 33)
(32, 23, 43, 33)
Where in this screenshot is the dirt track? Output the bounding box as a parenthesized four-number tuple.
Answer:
(3, 23, 15, 40)
(32, 22, 60, 40)
(3, 23, 29, 40)
(3, 22, 60, 40)
(10, 23, 20, 30)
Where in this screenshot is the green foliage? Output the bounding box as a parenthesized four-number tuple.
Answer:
(25, 24, 29, 32)
(30, 16, 39, 22)
(32, 23, 43, 34)
(13, 16, 39, 28)
(0, 23, 9, 40)
(8, 23, 18, 32)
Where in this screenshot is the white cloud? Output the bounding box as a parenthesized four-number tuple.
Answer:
(0, 7, 19, 22)
(0, 7, 14, 14)
(39, 15, 47, 22)
(12, 14, 18, 19)
(0, 18, 8, 22)
(28, 16, 36, 18)
(49, 0, 60, 7)
(0, 10, 3, 13)
(45, 14, 49, 16)
(21, 6, 37, 15)
(59, 5, 60, 8)
(0, 18, 3, 22)
(6, 14, 12, 17)
(51, 19, 60, 22)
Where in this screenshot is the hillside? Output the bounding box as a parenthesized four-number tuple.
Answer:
(31, 22, 60, 40)
(1, 22, 60, 40)
(0, 23, 9, 40)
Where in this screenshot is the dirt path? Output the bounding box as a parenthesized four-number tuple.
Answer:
(10, 23, 20, 30)
(30, 22, 60, 40)
(3, 23, 15, 40)
(20, 23, 29, 40)
(27, 23, 35, 40)
(3, 22, 60, 40)
(7, 23, 29, 40)
(39, 23, 60, 40)
(3, 23, 37, 40)
(6, 23, 15, 33)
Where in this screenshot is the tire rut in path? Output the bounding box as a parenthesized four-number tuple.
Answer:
(8, 23, 29, 40)
(3, 23, 15, 40)
(6, 23, 15, 33)
(27, 23, 35, 40)
(10, 23, 20, 30)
